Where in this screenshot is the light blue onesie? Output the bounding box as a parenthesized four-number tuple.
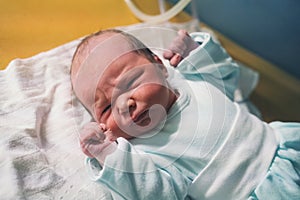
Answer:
(86, 32, 300, 200)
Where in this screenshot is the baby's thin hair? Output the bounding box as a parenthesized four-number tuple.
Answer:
(70, 29, 155, 76)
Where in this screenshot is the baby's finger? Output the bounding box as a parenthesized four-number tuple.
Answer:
(164, 32, 186, 58)
(80, 140, 95, 158)
(170, 39, 186, 56)
(86, 144, 103, 158)
(163, 49, 174, 60)
(81, 122, 103, 134)
(178, 29, 189, 37)
(169, 54, 183, 67)
(80, 136, 105, 158)
(80, 126, 106, 143)
(80, 128, 98, 141)
(81, 132, 106, 145)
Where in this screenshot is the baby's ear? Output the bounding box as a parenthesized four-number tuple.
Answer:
(153, 55, 168, 78)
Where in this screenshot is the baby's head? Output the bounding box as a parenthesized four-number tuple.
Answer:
(71, 29, 177, 140)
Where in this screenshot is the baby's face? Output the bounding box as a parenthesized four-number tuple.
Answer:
(73, 33, 177, 140)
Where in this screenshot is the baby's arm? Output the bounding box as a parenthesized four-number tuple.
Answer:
(79, 122, 117, 165)
(80, 124, 191, 198)
(170, 31, 240, 100)
(86, 137, 190, 199)
(163, 29, 199, 67)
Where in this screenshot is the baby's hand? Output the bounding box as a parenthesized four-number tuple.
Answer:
(79, 122, 117, 165)
(163, 29, 199, 67)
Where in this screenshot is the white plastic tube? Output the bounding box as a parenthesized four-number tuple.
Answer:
(124, 0, 192, 24)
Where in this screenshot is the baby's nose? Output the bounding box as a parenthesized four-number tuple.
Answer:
(116, 94, 136, 115)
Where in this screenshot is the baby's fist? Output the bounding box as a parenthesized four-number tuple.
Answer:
(79, 122, 117, 165)
(163, 29, 199, 67)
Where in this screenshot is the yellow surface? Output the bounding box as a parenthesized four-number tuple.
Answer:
(0, 0, 161, 69)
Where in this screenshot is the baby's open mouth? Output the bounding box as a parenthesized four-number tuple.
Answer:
(133, 109, 151, 126)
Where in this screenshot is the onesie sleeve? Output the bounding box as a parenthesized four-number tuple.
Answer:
(176, 32, 240, 100)
(85, 137, 191, 199)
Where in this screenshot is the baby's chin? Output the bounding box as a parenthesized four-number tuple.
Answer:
(117, 121, 162, 139)
(111, 110, 167, 139)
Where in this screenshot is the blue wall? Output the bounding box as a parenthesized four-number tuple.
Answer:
(168, 0, 300, 79)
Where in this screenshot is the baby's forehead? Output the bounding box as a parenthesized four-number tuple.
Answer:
(90, 32, 131, 58)
(86, 32, 117, 51)
(72, 32, 131, 77)
(73, 32, 135, 110)
(80, 33, 119, 63)
(73, 34, 109, 75)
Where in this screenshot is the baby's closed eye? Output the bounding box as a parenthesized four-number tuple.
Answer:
(102, 104, 111, 115)
(117, 68, 143, 90)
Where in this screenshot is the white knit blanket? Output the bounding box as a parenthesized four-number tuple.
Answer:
(0, 37, 116, 199)
(0, 20, 258, 199)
